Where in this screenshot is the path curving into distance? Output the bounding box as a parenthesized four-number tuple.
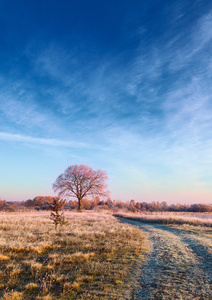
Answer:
(118, 217, 212, 300)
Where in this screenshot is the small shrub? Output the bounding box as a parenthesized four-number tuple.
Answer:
(49, 197, 68, 230)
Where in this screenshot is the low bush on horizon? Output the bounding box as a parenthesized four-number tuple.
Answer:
(2, 196, 212, 213)
(0, 211, 146, 299)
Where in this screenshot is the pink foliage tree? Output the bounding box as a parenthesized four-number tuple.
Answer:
(53, 164, 109, 211)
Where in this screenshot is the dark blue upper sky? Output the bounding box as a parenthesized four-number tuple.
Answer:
(0, 0, 212, 203)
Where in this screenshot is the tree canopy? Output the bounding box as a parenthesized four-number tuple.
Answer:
(53, 164, 109, 211)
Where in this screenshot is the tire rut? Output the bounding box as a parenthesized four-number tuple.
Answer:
(118, 218, 212, 300)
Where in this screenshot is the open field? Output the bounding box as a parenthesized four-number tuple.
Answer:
(0, 211, 146, 300)
(1, 210, 211, 299)
(115, 211, 212, 227)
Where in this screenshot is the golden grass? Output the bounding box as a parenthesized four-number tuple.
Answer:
(0, 254, 10, 261)
(2, 292, 23, 300)
(0, 211, 146, 299)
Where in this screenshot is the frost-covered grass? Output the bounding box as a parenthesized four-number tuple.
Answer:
(0, 211, 146, 300)
(170, 223, 212, 254)
(115, 211, 212, 227)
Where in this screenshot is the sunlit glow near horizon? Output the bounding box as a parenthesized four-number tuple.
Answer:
(0, 1, 212, 204)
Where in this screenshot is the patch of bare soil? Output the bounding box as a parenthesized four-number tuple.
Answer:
(118, 218, 212, 300)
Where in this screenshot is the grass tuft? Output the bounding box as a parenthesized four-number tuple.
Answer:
(0, 254, 10, 261)
(25, 282, 39, 290)
(3, 292, 23, 300)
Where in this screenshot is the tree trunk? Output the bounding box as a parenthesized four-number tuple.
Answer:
(78, 198, 82, 212)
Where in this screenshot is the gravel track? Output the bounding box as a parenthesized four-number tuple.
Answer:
(118, 217, 212, 300)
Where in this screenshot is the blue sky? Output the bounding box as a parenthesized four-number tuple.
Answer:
(0, 0, 212, 203)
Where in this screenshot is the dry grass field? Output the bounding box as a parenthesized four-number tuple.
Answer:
(0, 211, 146, 300)
(115, 211, 212, 227)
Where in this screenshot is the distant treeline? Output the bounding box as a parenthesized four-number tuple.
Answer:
(0, 197, 211, 213)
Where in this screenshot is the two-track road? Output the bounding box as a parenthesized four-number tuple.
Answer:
(118, 217, 212, 300)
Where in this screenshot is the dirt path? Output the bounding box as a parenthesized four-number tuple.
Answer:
(118, 217, 212, 300)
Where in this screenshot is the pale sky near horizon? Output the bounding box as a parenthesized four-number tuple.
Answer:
(0, 0, 212, 204)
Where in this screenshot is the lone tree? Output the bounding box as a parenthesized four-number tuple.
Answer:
(53, 164, 109, 212)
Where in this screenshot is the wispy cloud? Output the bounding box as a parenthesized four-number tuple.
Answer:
(0, 132, 88, 148)
(23, 6, 212, 155)
(25, 15, 212, 182)
(0, 77, 60, 134)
